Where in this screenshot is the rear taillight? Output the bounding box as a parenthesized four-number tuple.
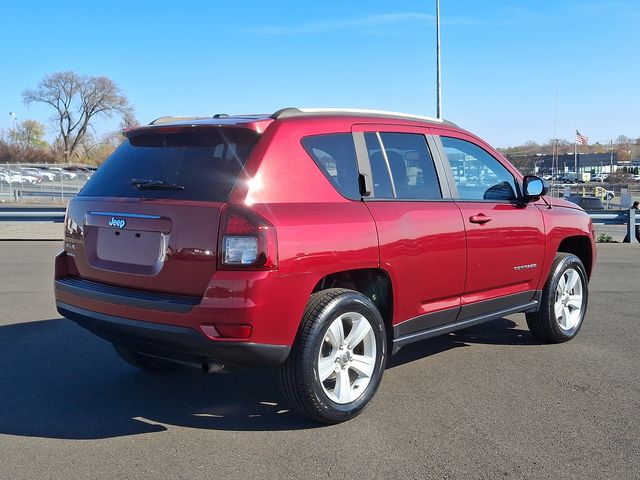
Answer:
(217, 206, 277, 270)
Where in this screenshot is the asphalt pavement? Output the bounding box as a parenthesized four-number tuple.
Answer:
(0, 241, 638, 479)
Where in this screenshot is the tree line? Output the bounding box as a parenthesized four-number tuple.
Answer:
(3, 71, 639, 169)
(1, 71, 135, 165)
(498, 136, 640, 176)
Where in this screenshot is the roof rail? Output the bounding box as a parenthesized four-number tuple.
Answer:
(149, 116, 213, 125)
(271, 107, 456, 126)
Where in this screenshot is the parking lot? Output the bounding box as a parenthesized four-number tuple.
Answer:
(0, 241, 639, 479)
(0, 164, 91, 202)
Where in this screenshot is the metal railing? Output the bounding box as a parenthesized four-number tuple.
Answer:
(1, 207, 637, 243)
(0, 207, 66, 222)
(586, 209, 638, 243)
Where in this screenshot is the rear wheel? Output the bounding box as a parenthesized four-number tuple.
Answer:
(113, 344, 180, 372)
(526, 253, 588, 343)
(280, 288, 387, 424)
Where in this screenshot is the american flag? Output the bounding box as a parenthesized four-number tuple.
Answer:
(576, 130, 589, 145)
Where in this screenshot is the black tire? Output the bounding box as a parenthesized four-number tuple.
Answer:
(526, 253, 588, 343)
(280, 288, 387, 424)
(113, 344, 180, 372)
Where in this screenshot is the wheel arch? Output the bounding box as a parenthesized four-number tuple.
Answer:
(311, 268, 394, 340)
(557, 235, 593, 278)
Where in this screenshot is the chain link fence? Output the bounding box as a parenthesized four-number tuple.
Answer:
(0, 163, 93, 204)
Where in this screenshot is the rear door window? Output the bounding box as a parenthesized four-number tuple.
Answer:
(79, 127, 260, 202)
(301, 133, 360, 200)
(364, 132, 441, 200)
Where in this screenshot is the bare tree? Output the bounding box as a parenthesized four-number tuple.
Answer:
(22, 71, 133, 163)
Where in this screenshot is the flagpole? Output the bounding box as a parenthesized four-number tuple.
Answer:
(574, 129, 578, 176)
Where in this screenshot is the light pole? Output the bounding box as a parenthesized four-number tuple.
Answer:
(610, 140, 614, 174)
(8, 112, 17, 143)
(436, 0, 442, 119)
(7, 112, 17, 199)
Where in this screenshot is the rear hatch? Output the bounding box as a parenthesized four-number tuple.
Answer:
(63, 125, 261, 297)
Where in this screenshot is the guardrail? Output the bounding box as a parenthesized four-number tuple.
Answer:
(0, 207, 66, 222)
(586, 209, 638, 243)
(0, 207, 638, 242)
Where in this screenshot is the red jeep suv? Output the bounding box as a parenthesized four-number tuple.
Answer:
(55, 108, 596, 424)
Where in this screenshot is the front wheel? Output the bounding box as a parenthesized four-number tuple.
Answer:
(526, 253, 588, 343)
(280, 288, 387, 424)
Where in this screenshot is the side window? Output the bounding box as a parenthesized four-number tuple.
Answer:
(364, 132, 441, 200)
(379, 133, 441, 200)
(301, 133, 360, 200)
(364, 132, 394, 199)
(441, 137, 517, 201)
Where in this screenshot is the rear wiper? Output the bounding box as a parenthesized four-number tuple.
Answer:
(131, 179, 184, 191)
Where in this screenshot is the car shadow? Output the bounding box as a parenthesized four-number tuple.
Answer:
(0, 318, 316, 439)
(387, 318, 539, 369)
(0, 316, 537, 439)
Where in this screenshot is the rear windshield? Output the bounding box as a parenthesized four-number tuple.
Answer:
(79, 127, 260, 202)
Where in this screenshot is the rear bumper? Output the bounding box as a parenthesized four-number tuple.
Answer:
(57, 301, 290, 368)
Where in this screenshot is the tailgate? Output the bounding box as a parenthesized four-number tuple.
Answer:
(64, 198, 223, 297)
(60, 125, 261, 298)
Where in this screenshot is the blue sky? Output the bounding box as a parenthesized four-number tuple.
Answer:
(1, 0, 638, 147)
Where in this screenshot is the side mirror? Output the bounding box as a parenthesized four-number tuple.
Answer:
(522, 175, 549, 203)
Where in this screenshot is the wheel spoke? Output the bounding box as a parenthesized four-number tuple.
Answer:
(334, 368, 352, 403)
(318, 355, 337, 382)
(566, 270, 579, 292)
(326, 319, 344, 347)
(557, 275, 566, 293)
(350, 354, 375, 378)
(563, 306, 572, 329)
(554, 300, 564, 319)
(345, 317, 372, 349)
(567, 295, 582, 310)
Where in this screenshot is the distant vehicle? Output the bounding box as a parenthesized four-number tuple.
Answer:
(593, 173, 609, 182)
(21, 168, 54, 182)
(563, 172, 591, 183)
(542, 174, 553, 180)
(630, 174, 640, 182)
(0, 170, 26, 184)
(47, 167, 77, 180)
(8, 170, 40, 184)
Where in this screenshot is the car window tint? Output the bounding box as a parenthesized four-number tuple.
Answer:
(301, 133, 360, 200)
(440, 137, 517, 201)
(364, 132, 394, 199)
(80, 127, 259, 202)
(378, 133, 441, 200)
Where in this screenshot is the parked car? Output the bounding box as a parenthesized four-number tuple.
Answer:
(47, 167, 77, 180)
(20, 168, 52, 183)
(630, 174, 640, 182)
(0, 169, 38, 184)
(22, 167, 55, 181)
(593, 173, 609, 182)
(55, 108, 596, 424)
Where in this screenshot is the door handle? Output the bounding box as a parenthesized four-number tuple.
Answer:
(469, 214, 492, 224)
